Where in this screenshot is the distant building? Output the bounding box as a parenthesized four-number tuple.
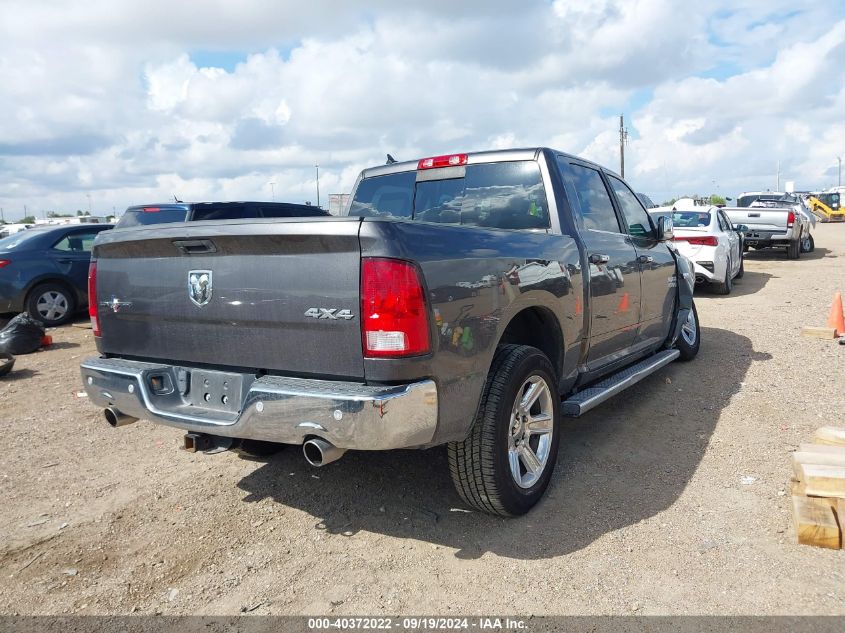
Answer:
(327, 194, 351, 216)
(34, 216, 109, 225)
(0, 223, 35, 238)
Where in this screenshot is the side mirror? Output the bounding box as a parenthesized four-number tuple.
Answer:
(657, 216, 674, 242)
(735, 224, 749, 233)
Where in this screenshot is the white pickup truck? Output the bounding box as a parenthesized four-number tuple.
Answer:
(722, 192, 813, 259)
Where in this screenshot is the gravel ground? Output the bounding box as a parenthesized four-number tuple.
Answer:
(0, 224, 844, 616)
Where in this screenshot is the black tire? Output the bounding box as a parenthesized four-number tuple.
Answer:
(676, 301, 701, 361)
(712, 262, 732, 295)
(448, 344, 560, 517)
(801, 233, 815, 253)
(786, 239, 800, 260)
(26, 282, 76, 327)
(735, 254, 745, 279)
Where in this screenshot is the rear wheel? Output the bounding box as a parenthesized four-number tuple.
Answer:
(448, 344, 560, 516)
(676, 302, 701, 361)
(786, 239, 801, 260)
(26, 283, 76, 327)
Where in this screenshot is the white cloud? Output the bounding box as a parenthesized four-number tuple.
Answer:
(1, 0, 844, 218)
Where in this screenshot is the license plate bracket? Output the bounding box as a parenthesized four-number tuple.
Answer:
(188, 369, 244, 413)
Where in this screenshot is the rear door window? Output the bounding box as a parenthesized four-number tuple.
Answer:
(348, 161, 549, 230)
(52, 229, 103, 253)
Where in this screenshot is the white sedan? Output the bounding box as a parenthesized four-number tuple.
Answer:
(648, 206, 744, 295)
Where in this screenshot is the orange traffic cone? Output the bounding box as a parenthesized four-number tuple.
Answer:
(616, 292, 630, 313)
(575, 296, 582, 315)
(827, 292, 845, 336)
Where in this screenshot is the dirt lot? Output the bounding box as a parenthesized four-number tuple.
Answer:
(1, 224, 844, 616)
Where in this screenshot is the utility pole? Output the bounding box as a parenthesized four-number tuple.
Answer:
(315, 164, 321, 207)
(619, 114, 628, 178)
(86, 193, 92, 214)
(269, 181, 276, 201)
(838, 156, 841, 187)
(776, 161, 780, 192)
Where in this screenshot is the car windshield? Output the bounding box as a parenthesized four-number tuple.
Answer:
(670, 211, 711, 228)
(116, 205, 189, 228)
(818, 193, 840, 207)
(347, 161, 550, 230)
(0, 230, 42, 250)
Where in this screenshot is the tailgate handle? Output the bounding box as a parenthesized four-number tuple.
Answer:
(173, 239, 217, 255)
(748, 212, 760, 217)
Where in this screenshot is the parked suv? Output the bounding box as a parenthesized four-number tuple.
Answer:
(115, 201, 329, 229)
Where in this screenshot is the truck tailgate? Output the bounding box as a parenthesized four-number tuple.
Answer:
(723, 207, 789, 232)
(92, 218, 364, 378)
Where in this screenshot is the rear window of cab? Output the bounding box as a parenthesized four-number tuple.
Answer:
(347, 161, 550, 230)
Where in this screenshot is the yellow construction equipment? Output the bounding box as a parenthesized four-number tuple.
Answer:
(807, 193, 845, 222)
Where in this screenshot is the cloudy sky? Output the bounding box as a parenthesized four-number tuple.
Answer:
(2, 0, 844, 221)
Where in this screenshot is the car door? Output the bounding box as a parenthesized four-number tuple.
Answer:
(605, 174, 677, 350)
(48, 227, 104, 298)
(558, 159, 640, 367)
(718, 210, 740, 275)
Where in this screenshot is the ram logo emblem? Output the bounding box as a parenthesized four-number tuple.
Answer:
(188, 270, 213, 307)
(304, 308, 355, 320)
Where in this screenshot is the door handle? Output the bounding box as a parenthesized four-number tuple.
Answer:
(172, 239, 217, 255)
(638, 255, 654, 264)
(588, 253, 610, 265)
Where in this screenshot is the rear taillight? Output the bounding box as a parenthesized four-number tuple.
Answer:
(88, 261, 100, 337)
(787, 211, 795, 227)
(0, 259, 10, 269)
(361, 258, 430, 357)
(674, 236, 718, 247)
(143, 207, 161, 213)
(417, 153, 468, 170)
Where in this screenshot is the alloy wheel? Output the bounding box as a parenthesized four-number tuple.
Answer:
(507, 375, 554, 489)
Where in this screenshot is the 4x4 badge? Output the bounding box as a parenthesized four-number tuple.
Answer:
(304, 308, 354, 320)
(188, 270, 212, 307)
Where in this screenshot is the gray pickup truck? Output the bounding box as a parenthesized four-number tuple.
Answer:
(80, 148, 699, 516)
(723, 192, 814, 258)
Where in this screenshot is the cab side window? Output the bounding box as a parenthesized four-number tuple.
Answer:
(563, 163, 622, 233)
(719, 211, 733, 231)
(608, 175, 656, 240)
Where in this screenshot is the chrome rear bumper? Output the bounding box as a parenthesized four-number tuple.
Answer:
(80, 357, 438, 450)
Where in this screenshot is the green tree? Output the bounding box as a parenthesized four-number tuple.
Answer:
(709, 194, 726, 205)
(21, 215, 36, 224)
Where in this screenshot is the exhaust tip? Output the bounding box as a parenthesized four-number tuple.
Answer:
(104, 407, 138, 428)
(303, 438, 346, 467)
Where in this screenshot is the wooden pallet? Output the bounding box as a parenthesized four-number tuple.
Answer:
(791, 428, 845, 549)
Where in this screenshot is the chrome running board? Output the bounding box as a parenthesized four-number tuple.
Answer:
(562, 349, 680, 417)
